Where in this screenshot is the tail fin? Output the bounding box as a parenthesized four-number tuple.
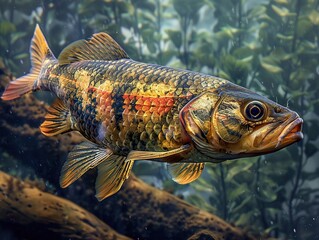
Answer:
(1, 24, 55, 100)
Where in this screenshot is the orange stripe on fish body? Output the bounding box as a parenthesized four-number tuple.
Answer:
(123, 94, 175, 114)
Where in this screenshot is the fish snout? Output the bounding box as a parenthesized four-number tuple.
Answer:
(275, 115, 303, 148)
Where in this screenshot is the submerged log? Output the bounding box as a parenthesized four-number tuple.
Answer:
(102, 174, 255, 240)
(0, 171, 131, 240)
(0, 61, 256, 239)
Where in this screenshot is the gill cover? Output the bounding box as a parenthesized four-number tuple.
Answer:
(180, 91, 223, 158)
(181, 92, 217, 138)
(213, 97, 250, 143)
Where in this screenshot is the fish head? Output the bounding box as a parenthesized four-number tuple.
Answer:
(180, 85, 303, 160)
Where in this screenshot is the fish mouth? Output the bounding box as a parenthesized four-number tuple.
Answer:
(244, 115, 303, 154)
(275, 117, 303, 148)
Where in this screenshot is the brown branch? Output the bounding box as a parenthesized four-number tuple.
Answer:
(0, 171, 131, 240)
(104, 173, 255, 240)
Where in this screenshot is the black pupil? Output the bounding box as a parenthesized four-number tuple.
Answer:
(246, 103, 264, 120)
(250, 106, 260, 117)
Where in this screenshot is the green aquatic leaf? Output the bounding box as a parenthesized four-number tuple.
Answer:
(271, 48, 294, 62)
(226, 159, 255, 181)
(166, 30, 182, 49)
(205, 165, 218, 177)
(218, 70, 230, 80)
(132, 0, 155, 12)
(259, 14, 275, 23)
(186, 194, 216, 213)
(228, 184, 249, 201)
(14, 53, 28, 60)
(266, 208, 282, 218)
(257, 181, 279, 203)
(235, 212, 254, 226)
(289, 90, 308, 99)
(0, 21, 16, 35)
(290, 69, 312, 84)
(172, 0, 205, 20)
(247, 5, 267, 18)
(297, 19, 313, 37)
(309, 10, 319, 25)
(160, 50, 176, 65)
(191, 181, 214, 193)
(260, 160, 293, 179)
(245, 41, 261, 51)
(215, 26, 241, 40)
(297, 40, 319, 54)
(241, 55, 254, 63)
(0, 38, 8, 49)
(276, 33, 293, 41)
(260, 58, 283, 73)
(263, 224, 280, 236)
(233, 46, 254, 59)
(274, 0, 288, 4)
(231, 194, 252, 213)
(11, 32, 27, 44)
(191, 177, 214, 192)
(271, 5, 295, 17)
(141, 28, 157, 54)
(220, 54, 250, 83)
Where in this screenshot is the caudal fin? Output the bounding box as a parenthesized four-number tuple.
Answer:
(1, 24, 55, 100)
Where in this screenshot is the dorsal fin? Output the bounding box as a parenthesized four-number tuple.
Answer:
(58, 32, 129, 65)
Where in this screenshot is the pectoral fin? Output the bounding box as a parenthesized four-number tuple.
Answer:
(40, 98, 73, 136)
(60, 142, 113, 188)
(168, 162, 205, 184)
(126, 144, 192, 163)
(95, 155, 134, 201)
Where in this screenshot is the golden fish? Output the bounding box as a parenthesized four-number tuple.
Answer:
(1, 25, 303, 201)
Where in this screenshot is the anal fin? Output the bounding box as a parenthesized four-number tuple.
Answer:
(95, 155, 134, 201)
(168, 162, 205, 184)
(40, 98, 73, 136)
(60, 142, 113, 188)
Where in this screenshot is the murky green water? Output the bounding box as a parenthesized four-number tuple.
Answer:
(0, 0, 318, 239)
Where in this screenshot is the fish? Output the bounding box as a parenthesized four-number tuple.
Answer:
(1, 25, 303, 201)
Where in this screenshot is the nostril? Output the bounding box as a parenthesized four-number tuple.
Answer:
(274, 106, 281, 113)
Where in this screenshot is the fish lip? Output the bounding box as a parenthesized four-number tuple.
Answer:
(275, 117, 303, 148)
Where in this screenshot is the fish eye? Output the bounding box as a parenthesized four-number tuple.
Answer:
(244, 101, 266, 122)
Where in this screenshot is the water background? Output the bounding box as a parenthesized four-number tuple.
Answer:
(0, 0, 318, 239)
